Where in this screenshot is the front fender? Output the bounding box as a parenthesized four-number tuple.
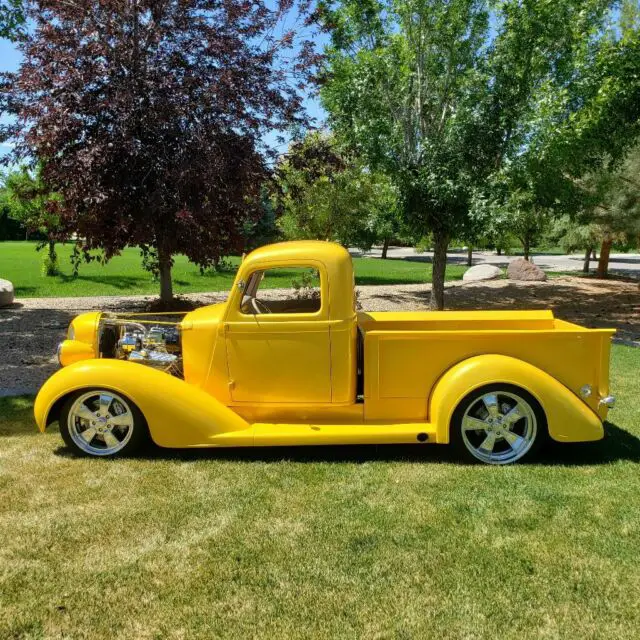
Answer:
(34, 359, 251, 448)
(429, 354, 604, 444)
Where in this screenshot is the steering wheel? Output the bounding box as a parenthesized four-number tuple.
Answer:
(251, 297, 272, 315)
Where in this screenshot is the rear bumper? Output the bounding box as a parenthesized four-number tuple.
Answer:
(599, 395, 616, 409)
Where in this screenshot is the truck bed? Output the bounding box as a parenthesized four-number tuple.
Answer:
(358, 309, 558, 332)
(357, 310, 615, 421)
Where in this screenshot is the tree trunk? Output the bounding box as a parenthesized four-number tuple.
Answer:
(523, 237, 530, 261)
(430, 231, 449, 311)
(596, 237, 612, 279)
(583, 247, 592, 274)
(466, 245, 473, 267)
(497, 247, 502, 256)
(46, 240, 58, 276)
(381, 236, 390, 260)
(158, 247, 174, 303)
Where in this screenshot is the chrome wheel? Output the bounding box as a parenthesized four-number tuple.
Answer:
(67, 391, 135, 456)
(461, 390, 538, 465)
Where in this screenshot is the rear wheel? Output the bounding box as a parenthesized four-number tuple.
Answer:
(450, 384, 546, 465)
(60, 389, 148, 457)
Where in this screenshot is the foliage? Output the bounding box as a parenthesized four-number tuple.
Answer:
(274, 132, 400, 250)
(471, 183, 551, 260)
(0, 0, 24, 40)
(320, 0, 640, 308)
(1, 0, 319, 302)
(243, 190, 282, 252)
(291, 268, 321, 300)
(0, 207, 24, 240)
(548, 215, 601, 255)
(0, 166, 62, 274)
(547, 143, 640, 273)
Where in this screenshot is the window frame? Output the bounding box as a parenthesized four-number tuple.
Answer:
(231, 260, 328, 321)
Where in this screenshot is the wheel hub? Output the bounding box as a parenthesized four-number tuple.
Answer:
(67, 391, 134, 456)
(461, 390, 538, 464)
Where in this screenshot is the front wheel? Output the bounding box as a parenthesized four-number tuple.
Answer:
(59, 389, 148, 457)
(450, 384, 547, 465)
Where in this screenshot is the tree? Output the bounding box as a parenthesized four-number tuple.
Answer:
(243, 190, 282, 252)
(546, 214, 599, 273)
(471, 175, 552, 261)
(0, 166, 62, 274)
(274, 132, 399, 251)
(543, 142, 640, 276)
(0, 0, 25, 40)
(2, 0, 318, 304)
(320, 0, 640, 309)
(594, 147, 640, 276)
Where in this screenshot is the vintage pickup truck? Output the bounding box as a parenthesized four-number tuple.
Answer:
(35, 241, 616, 464)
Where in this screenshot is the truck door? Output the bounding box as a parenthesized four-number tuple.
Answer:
(223, 265, 332, 404)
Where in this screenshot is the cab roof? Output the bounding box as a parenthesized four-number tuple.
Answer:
(243, 240, 352, 268)
(240, 241, 355, 320)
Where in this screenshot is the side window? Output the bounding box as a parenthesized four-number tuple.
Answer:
(240, 267, 322, 315)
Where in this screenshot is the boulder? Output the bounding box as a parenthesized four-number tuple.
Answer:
(463, 264, 502, 282)
(0, 278, 15, 307)
(507, 258, 547, 282)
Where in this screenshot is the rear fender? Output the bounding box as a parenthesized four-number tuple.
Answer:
(429, 354, 603, 444)
(34, 359, 251, 447)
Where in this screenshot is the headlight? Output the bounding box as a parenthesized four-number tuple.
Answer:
(56, 342, 64, 366)
(67, 324, 75, 340)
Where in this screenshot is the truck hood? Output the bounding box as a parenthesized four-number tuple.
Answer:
(181, 301, 228, 329)
(180, 302, 227, 387)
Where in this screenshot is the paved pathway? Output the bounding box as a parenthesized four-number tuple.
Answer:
(351, 247, 640, 277)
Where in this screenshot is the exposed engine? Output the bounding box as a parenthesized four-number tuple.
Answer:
(98, 313, 185, 377)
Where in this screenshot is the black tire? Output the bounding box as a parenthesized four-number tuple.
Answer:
(59, 388, 149, 458)
(450, 383, 547, 465)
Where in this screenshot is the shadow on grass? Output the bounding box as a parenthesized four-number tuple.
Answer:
(355, 276, 430, 286)
(5, 396, 639, 466)
(47, 420, 640, 466)
(539, 422, 640, 466)
(14, 286, 37, 296)
(57, 274, 149, 290)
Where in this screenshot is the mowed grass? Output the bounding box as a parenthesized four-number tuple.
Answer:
(0, 241, 466, 298)
(1, 345, 639, 638)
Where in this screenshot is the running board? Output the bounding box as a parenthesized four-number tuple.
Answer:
(250, 423, 436, 447)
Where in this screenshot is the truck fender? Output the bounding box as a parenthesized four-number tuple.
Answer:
(429, 354, 603, 444)
(34, 359, 251, 448)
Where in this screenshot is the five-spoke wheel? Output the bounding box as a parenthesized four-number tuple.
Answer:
(60, 389, 147, 457)
(451, 385, 546, 465)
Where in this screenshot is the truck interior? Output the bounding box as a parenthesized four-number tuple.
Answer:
(239, 267, 322, 315)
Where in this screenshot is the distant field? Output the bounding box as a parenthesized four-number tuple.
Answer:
(0, 241, 467, 298)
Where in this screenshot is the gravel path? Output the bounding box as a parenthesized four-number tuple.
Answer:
(1, 276, 638, 395)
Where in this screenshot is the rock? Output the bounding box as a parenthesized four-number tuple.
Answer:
(463, 264, 502, 282)
(0, 278, 14, 307)
(507, 258, 547, 282)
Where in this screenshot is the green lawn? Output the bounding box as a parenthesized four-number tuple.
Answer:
(0, 241, 466, 298)
(1, 344, 639, 638)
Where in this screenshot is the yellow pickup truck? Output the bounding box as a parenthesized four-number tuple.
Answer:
(35, 241, 616, 465)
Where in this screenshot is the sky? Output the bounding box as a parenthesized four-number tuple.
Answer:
(0, 16, 328, 162)
(0, 37, 21, 160)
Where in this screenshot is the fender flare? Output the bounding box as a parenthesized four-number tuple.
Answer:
(429, 354, 603, 444)
(34, 359, 251, 448)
